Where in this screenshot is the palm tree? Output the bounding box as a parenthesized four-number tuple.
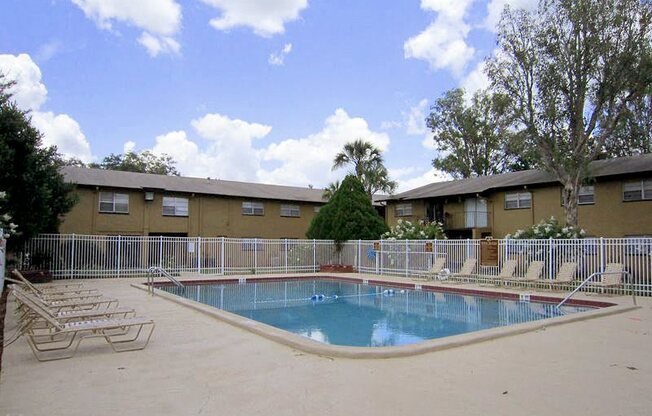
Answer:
(322, 180, 340, 200)
(332, 139, 397, 198)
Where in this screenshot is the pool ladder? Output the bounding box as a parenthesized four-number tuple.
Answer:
(556, 270, 635, 309)
(147, 266, 185, 295)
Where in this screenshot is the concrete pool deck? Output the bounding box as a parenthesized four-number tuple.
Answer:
(1, 274, 651, 415)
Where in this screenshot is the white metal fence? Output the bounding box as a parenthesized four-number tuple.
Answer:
(17, 234, 652, 296)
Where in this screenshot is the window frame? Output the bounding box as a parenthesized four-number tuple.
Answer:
(98, 191, 129, 214)
(162, 196, 189, 217)
(623, 179, 652, 202)
(504, 191, 532, 210)
(242, 201, 265, 216)
(395, 203, 413, 217)
(280, 203, 301, 218)
(577, 185, 595, 205)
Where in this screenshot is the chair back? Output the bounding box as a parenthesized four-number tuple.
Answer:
(458, 258, 476, 275)
(602, 263, 623, 286)
(555, 262, 577, 283)
(10, 270, 42, 294)
(11, 288, 64, 330)
(498, 260, 517, 278)
(525, 261, 544, 280)
(430, 257, 446, 274)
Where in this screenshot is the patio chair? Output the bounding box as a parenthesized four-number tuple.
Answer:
(439, 258, 476, 284)
(11, 285, 119, 313)
(513, 261, 545, 286)
(538, 262, 577, 291)
(13, 291, 154, 361)
(492, 259, 518, 286)
(587, 263, 624, 292)
(11, 270, 98, 297)
(426, 257, 447, 280)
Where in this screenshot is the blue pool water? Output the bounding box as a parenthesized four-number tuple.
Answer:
(160, 279, 592, 347)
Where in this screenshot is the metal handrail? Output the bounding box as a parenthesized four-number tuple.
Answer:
(556, 270, 635, 309)
(147, 266, 184, 295)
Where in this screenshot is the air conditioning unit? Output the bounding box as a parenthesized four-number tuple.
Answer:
(144, 191, 154, 201)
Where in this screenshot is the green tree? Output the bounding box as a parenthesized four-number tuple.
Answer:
(486, 0, 652, 227)
(306, 175, 388, 249)
(89, 150, 180, 175)
(332, 139, 397, 197)
(604, 90, 652, 156)
(0, 77, 76, 246)
(322, 180, 340, 201)
(426, 88, 532, 178)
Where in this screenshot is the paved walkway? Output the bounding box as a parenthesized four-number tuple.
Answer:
(1, 276, 650, 416)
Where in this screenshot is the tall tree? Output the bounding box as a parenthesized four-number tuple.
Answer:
(486, 0, 652, 227)
(604, 90, 652, 156)
(89, 151, 180, 175)
(426, 88, 532, 179)
(0, 77, 76, 246)
(307, 175, 388, 249)
(332, 139, 397, 197)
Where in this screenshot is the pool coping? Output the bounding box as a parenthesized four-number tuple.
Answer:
(132, 274, 639, 359)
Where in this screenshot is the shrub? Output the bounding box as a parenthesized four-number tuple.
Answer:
(382, 219, 446, 240)
(505, 216, 586, 239)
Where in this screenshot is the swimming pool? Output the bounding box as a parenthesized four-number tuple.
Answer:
(158, 277, 595, 348)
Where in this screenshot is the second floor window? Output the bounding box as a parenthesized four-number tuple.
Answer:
(242, 201, 264, 216)
(99, 192, 129, 214)
(280, 204, 300, 217)
(505, 191, 531, 209)
(396, 203, 413, 217)
(162, 197, 188, 216)
(623, 179, 652, 201)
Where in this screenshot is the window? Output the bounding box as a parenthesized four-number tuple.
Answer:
(505, 191, 531, 209)
(578, 186, 595, 205)
(395, 203, 413, 217)
(623, 179, 652, 201)
(99, 192, 129, 213)
(314, 206, 321, 213)
(162, 197, 188, 216)
(242, 201, 264, 216)
(280, 204, 300, 217)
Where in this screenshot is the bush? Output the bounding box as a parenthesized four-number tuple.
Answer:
(505, 216, 586, 239)
(382, 219, 446, 240)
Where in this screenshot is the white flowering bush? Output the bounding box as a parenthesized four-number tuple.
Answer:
(0, 191, 17, 238)
(505, 216, 585, 239)
(382, 219, 446, 240)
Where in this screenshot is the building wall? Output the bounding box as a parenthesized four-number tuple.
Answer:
(59, 187, 321, 238)
(385, 200, 426, 228)
(384, 177, 652, 238)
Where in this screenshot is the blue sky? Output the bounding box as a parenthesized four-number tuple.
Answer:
(0, 0, 533, 191)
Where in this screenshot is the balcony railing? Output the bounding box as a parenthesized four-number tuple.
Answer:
(444, 210, 491, 230)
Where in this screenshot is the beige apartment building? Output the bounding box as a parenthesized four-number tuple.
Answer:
(59, 167, 328, 239)
(383, 154, 652, 238)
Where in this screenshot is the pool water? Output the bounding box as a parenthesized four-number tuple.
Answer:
(160, 279, 592, 347)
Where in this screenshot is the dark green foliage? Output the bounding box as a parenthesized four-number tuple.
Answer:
(306, 175, 388, 247)
(88, 150, 180, 176)
(332, 139, 397, 198)
(0, 80, 76, 247)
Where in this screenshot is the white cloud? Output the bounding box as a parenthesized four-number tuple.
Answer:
(35, 40, 64, 62)
(191, 113, 272, 143)
(137, 32, 180, 57)
(404, 0, 475, 75)
(31, 112, 94, 163)
(200, 0, 308, 37)
(70, 0, 182, 56)
(123, 141, 136, 153)
(268, 43, 293, 66)
(484, 0, 537, 32)
(460, 60, 490, 97)
(260, 109, 390, 187)
(406, 99, 429, 136)
(0, 54, 47, 111)
(395, 168, 450, 193)
(0, 54, 94, 162)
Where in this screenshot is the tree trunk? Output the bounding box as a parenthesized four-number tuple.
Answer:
(561, 180, 580, 228)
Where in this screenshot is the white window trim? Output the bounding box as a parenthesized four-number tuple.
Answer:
(578, 185, 595, 205)
(505, 191, 532, 210)
(98, 192, 129, 214)
(623, 179, 652, 202)
(395, 203, 413, 217)
(162, 196, 189, 217)
(242, 201, 265, 216)
(280, 204, 300, 218)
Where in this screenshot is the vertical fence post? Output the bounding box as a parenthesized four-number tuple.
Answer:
(254, 238, 258, 275)
(197, 236, 202, 274)
(159, 236, 163, 268)
(380, 239, 384, 276)
(313, 239, 317, 272)
(358, 239, 362, 272)
(600, 237, 605, 272)
(220, 237, 225, 275)
(284, 238, 288, 273)
(70, 234, 76, 279)
(466, 239, 471, 260)
(548, 237, 554, 280)
(405, 239, 409, 277)
(117, 235, 122, 278)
